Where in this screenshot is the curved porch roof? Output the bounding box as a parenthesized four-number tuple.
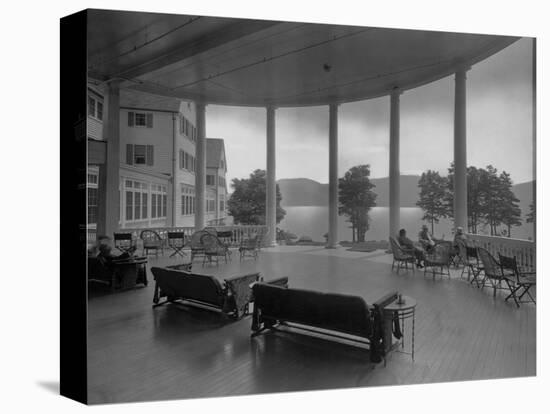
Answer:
(87, 9, 519, 107)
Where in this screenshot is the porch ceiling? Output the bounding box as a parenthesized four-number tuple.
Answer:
(87, 9, 519, 107)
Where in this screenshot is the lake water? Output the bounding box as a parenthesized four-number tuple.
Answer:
(279, 206, 534, 242)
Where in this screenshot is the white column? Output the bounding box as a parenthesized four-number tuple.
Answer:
(265, 106, 277, 247)
(389, 88, 401, 239)
(195, 102, 206, 231)
(327, 103, 339, 248)
(453, 69, 468, 231)
(97, 81, 121, 238)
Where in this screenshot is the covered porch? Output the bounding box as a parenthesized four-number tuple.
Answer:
(87, 245, 535, 404)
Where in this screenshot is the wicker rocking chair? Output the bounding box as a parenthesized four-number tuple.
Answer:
(389, 237, 416, 273)
(424, 241, 452, 280)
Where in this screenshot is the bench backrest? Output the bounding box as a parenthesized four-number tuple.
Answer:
(151, 267, 225, 307)
(253, 283, 372, 338)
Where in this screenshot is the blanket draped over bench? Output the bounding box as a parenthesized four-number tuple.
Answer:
(251, 283, 398, 362)
(150, 266, 261, 318)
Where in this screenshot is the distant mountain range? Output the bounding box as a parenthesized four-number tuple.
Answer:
(277, 176, 534, 213)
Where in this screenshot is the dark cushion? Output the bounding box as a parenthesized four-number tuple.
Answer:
(253, 283, 371, 337)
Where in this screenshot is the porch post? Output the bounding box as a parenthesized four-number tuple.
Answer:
(195, 102, 206, 231)
(453, 68, 469, 231)
(327, 103, 339, 248)
(97, 81, 121, 238)
(389, 87, 401, 239)
(265, 105, 277, 247)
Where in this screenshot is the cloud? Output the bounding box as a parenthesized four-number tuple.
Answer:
(206, 37, 534, 186)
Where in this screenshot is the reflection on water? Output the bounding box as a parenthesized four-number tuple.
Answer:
(279, 206, 533, 242)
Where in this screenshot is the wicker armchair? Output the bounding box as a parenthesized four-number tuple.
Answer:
(424, 241, 452, 279)
(201, 232, 232, 266)
(239, 235, 261, 261)
(389, 237, 416, 273)
(189, 230, 209, 262)
(140, 229, 164, 257)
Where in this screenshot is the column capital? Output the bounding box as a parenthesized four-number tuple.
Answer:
(390, 86, 402, 97)
(105, 78, 123, 89)
(455, 65, 471, 79)
(195, 101, 208, 111)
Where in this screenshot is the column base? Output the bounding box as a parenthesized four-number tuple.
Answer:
(264, 241, 278, 248)
(325, 244, 340, 249)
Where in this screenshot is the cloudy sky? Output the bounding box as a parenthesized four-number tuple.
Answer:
(206, 37, 534, 186)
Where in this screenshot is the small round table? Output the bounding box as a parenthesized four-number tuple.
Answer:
(384, 296, 417, 361)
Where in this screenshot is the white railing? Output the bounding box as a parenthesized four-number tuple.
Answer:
(467, 233, 536, 269)
(88, 225, 269, 248)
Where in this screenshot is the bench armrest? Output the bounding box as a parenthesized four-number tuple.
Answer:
(224, 272, 261, 317)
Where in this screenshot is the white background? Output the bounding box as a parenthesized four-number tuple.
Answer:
(0, 0, 547, 412)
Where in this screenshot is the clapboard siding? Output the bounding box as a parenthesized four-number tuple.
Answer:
(87, 116, 103, 140)
(119, 109, 174, 176)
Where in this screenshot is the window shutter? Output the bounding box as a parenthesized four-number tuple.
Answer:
(179, 116, 183, 134)
(128, 112, 135, 127)
(126, 144, 134, 165)
(146, 113, 153, 128)
(146, 145, 154, 165)
(179, 150, 183, 169)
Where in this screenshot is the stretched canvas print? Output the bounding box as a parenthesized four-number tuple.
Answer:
(60, 8, 537, 405)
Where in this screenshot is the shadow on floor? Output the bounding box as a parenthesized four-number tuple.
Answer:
(36, 380, 59, 395)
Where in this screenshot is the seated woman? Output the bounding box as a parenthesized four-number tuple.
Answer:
(398, 229, 425, 268)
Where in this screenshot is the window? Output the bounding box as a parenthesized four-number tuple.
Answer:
(219, 177, 225, 188)
(206, 193, 216, 213)
(219, 199, 225, 213)
(151, 184, 167, 220)
(135, 113, 146, 126)
(126, 144, 154, 166)
(179, 150, 195, 172)
(124, 180, 149, 222)
(180, 115, 196, 142)
(128, 111, 153, 128)
(181, 185, 195, 216)
(134, 145, 146, 164)
(88, 95, 103, 121)
(97, 101, 103, 120)
(206, 175, 215, 186)
(87, 171, 99, 224)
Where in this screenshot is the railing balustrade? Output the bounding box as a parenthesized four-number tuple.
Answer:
(87, 225, 269, 249)
(467, 233, 536, 270)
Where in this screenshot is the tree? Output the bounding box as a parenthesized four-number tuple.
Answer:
(446, 163, 522, 236)
(416, 170, 449, 234)
(496, 171, 522, 238)
(338, 165, 377, 242)
(526, 202, 535, 224)
(227, 169, 286, 225)
(446, 164, 486, 234)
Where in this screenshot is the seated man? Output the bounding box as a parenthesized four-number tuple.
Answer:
(453, 226, 467, 248)
(418, 224, 439, 252)
(398, 229, 425, 268)
(96, 237, 136, 264)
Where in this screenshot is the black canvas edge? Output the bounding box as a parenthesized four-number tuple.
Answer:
(60, 9, 88, 405)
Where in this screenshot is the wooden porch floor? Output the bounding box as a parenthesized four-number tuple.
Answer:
(87, 246, 536, 404)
